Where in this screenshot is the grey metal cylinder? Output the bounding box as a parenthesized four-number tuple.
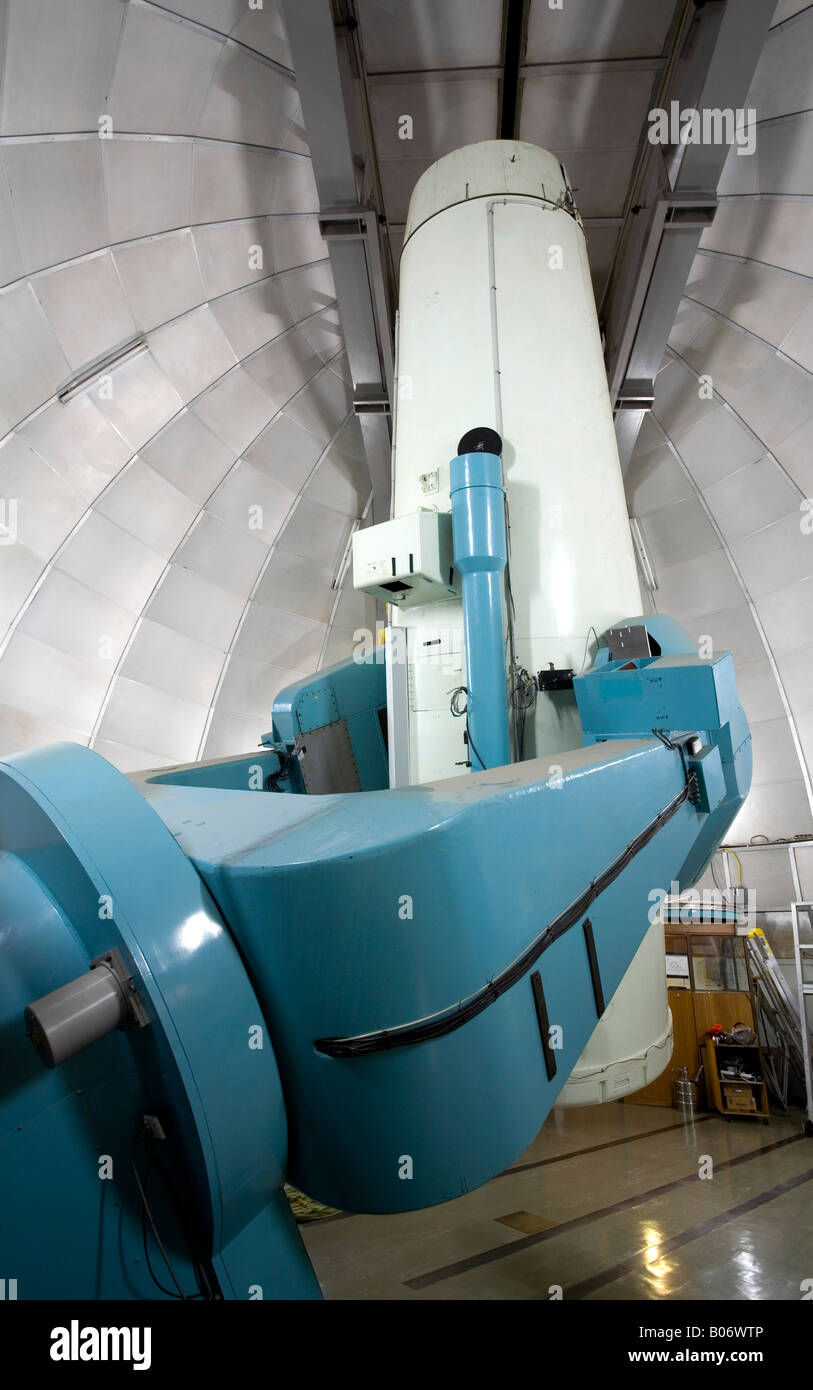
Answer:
(25, 965, 129, 1068)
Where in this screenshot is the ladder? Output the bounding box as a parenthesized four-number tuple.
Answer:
(745, 931, 804, 1112)
(791, 902, 813, 1136)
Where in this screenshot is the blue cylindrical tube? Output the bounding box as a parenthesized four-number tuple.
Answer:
(449, 452, 510, 771)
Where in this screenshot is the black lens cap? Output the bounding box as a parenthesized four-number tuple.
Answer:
(457, 426, 503, 457)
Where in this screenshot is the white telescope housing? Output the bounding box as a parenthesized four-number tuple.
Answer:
(356, 141, 673, 1105)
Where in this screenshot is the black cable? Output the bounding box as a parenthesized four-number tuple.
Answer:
(465, 727, 488, 773)
(316, 762, 691, 1058)
(449, 685, 488, 771)
(131, 1129, 207, 1301)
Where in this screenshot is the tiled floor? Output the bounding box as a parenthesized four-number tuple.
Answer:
(300, 1103, 813, 1300)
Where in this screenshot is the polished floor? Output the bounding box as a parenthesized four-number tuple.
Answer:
(300, 1102, 813, 1300)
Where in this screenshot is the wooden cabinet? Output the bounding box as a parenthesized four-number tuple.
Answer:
(704, 1040, 770, 1122)
(626, 990, 756, 1108)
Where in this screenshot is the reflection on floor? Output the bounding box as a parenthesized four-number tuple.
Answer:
(300, 1102, 813, 1300)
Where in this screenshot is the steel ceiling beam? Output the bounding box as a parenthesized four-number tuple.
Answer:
(601, 0, 776, 470)
(281, 0, 395, 522)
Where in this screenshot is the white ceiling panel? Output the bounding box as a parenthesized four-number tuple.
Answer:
(283, 365, 352, 444)
(207, 460, 295, 544)
(3, 140, 109, 275)
(0, 701, 90, 756)
(92, 353, 184, 453)
(174, 511, 268, 598)
(678, 318, 773, 401)
(684, 253, 739, 309)
(121, 619, 223, 706)
(253, 547, 335, 623)
(33, 253, 138, 373)
(702, 455, 800, 544)
(148, 307, 238, 402)
(243, 413, 325, 492)
(93, 738, 174, 772)
(0, 158, 24, 287)
(96, 676, 209, 762)
(736, 658, 790, 724)
(520, 70, 655, 152)
(17, 568, 136, 672)
(712, 262, 813, 346)
(667, 300, 707, 353)
(21, 395, 132, 501)
(304, 445, 371, 518)
(201, 706, 272, 760)
(140, 410, 235, 504)
(279, 258, 334, 321)
(0, 435, 86, 559)
(726, 779, 813, 840)
(209, 278, 294, 358)
(108, 5, 222, 135)
(357, 0, 502, 72)
(0, 0, 125, 135)
(525, 0, 674, 63)
(216, 653, 307, 721)
(776, 643, 813, 721)
(242, 328, 325, 411)
(191, 145, 316, 224)
(113, 231, 206, 331)
(551, 146, 637, 218)
(330, 579, 376, 633)
(726, 354, 813, 453)
(0, 631, 109, 732)
(668, 402, 764, 489)
(56, 511, 165, 612)
(625, 443, 694, 515)
(690, 604, 767, 668)
(197, 48, 301, 148)
(649, 549, 745, 619)
(370, 79, 499, 161)
(297, 310, 343, 364)
(192, 367, 276, 452)
(772, 412, 813, 496)
(162, 0, 246, 34)
(756, 574, 813, 656)
(751, 716, 808, 785)
(94, 457, 198, 556)
(146, 564, 245, 651)
(638, 497, 720, 569)
(192, 219, 276, 298)
(268, 215, 327, 272)
(731, 510, 813, 598)
(0, 542, 45, 636)
(651, 358, 719, 439)
(230, 1, 292, 68)
(781, 298, 813, 373)
(747, 5, 813, 122)
(234, 602, 325, 671)
(276, 496, 354, 572)
(102, 139, 195, 244)
(0, 283, 70, 429)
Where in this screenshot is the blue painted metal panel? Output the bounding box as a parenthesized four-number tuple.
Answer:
(143, 644, 750, 1213)
(0, 745, 321, 1300)
(268, 650, 388, 791)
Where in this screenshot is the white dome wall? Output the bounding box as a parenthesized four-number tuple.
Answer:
(0, 0, 375, 770)
(626, 0, 813, 844)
